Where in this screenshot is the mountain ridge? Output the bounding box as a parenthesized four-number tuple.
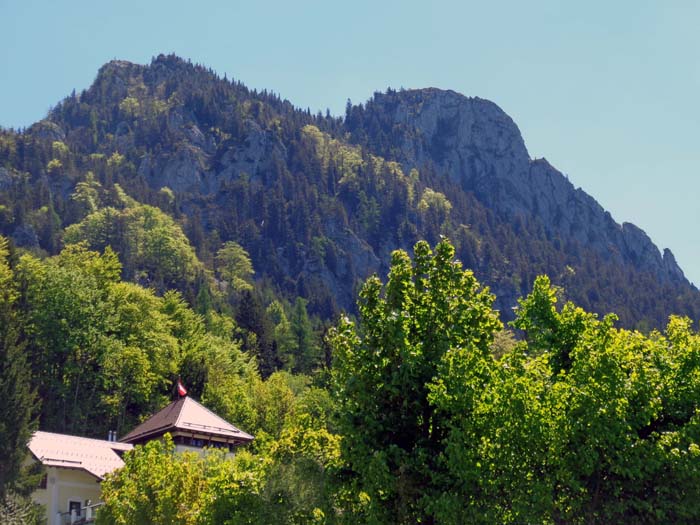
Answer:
(345, 87, 685, 285)
(0, 53, 697, 329)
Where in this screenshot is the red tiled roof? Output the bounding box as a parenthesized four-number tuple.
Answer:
(119, 396, 254, 444)
(28, 431, 132, 480)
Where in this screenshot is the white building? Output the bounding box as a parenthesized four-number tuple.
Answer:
(29, 396, 253, 524)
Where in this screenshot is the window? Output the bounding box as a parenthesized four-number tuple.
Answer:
(68, 500, 82, 517)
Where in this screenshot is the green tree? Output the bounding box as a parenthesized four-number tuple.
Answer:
(215, 241, 254, 295)
(267, 300, 296, 369)
(71, 171, 102, 218)
(98, 435, 215, 525)
(475, 276, 700, 523)
(329, 239, 501, 523)
(16, 244, 119, 435)
(290, 297, 320, 374)
(99, 282, 179, 432)
(15, 242, 209, 438)
(236, 289, 279, 378)
(99, 419, 340, 525)
(0, 491, 44, 525)
(511, 275, 593, 372)
(64, 186, 205, 291)
(0, 237, 39, 498)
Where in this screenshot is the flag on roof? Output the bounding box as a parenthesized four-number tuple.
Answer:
(177, 378, 187, 397)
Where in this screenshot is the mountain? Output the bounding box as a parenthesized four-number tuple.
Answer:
(0, 54, 698, 329)
(348, 88, 685, 283)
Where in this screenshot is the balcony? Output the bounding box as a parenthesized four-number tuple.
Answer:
(56, 502, 103, 524)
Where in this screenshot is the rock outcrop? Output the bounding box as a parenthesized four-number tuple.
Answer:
(358, 89, 685, 284)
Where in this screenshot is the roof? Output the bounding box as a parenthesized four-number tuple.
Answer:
(119, 396, 254, 444)
(28, 431, 133, 480)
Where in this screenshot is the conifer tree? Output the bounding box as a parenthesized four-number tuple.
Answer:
(236, 290, 279, 378)
(0, 237, 38, 498)
(290, 297, 318, 374)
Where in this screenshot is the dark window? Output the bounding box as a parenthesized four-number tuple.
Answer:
(39, 474, 47, 489)
(69, 500, 81, 517)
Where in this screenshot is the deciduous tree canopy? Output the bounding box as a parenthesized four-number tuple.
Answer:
(331, 241, 700, 523)
(4, 233, 700, 524)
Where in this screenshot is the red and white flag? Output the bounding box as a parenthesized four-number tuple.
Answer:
(177, 378, 188, 397)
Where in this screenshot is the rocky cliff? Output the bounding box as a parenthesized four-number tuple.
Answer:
(351, 88, 684, 284)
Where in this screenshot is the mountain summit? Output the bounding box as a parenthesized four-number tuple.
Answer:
(348, 88, 684, 284)
(0, 54, 697, 328)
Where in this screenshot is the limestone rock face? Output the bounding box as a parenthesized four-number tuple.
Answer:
(139, 145, 207, 194)
(364, 89, 685, 283)
(390, 89, 530, 205)
(92, 60, 135, 102)
(215, 119, 287, 190)
(138, 112, 286, 195)
(29, 121, 65, 143)
(663, 248, 686, 283)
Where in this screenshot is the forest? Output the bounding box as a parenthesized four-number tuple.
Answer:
(2, 54, 700, 523)
(3, 236, 700, 523)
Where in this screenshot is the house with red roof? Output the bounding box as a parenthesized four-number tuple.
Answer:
(29, 396, 253, 524)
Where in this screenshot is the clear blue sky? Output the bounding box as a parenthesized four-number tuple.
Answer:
(2, 0, 699, 285)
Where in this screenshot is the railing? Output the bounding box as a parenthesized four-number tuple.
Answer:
(56, 502, 104, 524)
